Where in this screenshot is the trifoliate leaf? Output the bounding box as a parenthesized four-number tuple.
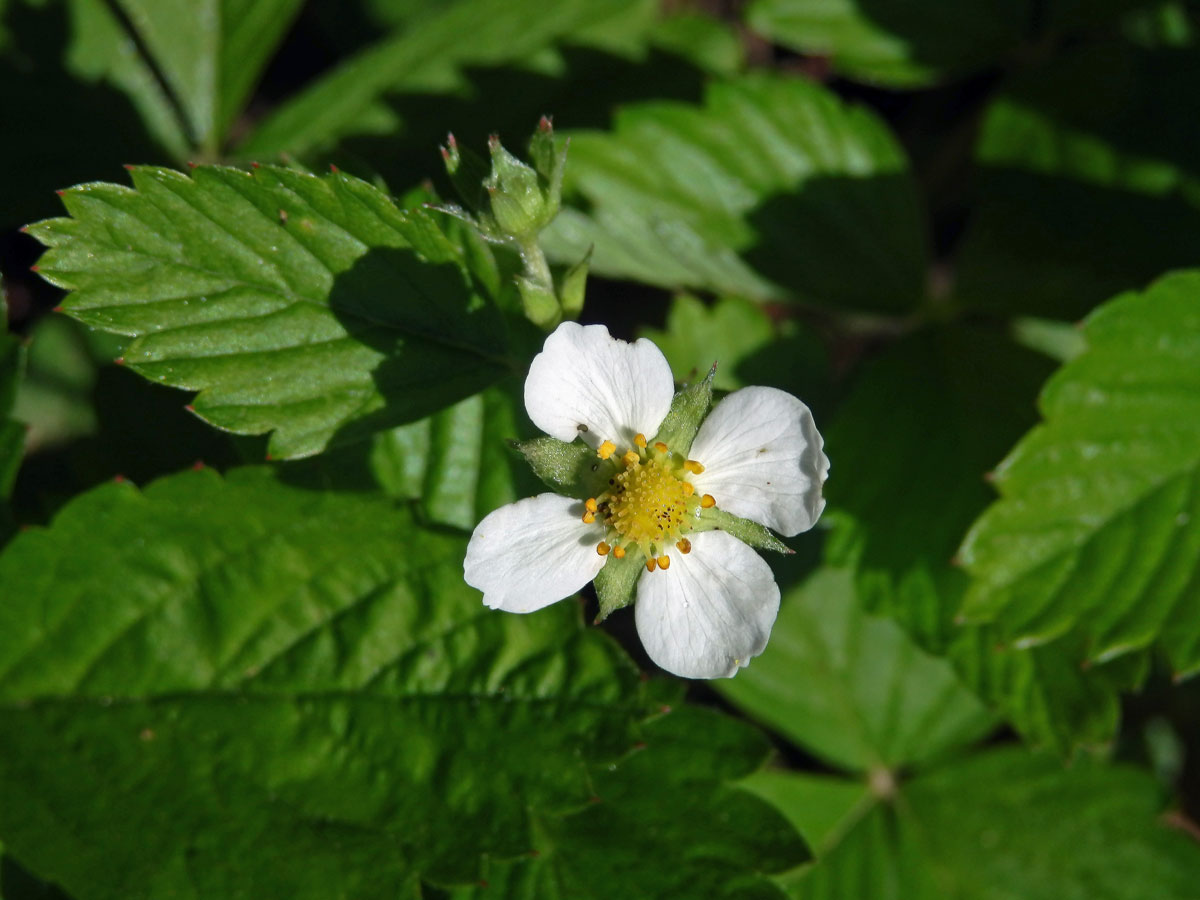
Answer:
(542, 73, 927, 311)
(694, 506, 792, 555)
(650, 366, 714, 457)
(766, 748, 1200, 900)
(450, 706, 810, 900)
(28, 164, 518, 459)
(717, 569, 992, 773)
(960, 270, 1200, 676)
(0, 467, 645, 896)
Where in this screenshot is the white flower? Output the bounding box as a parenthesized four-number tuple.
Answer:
(464, 321, 829, 679)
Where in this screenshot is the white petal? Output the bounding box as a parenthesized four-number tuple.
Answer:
(524, 321, 674, 448)
(634, 531, 780, 679)
(689, 386, 829, 537)
(464, 493, 606, 613)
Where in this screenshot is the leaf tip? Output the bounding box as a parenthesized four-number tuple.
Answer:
(52, 304, 63, 313)
(187, 161, 198, 169)
(251, 161, 261, 169)
(184, 404, 195, 413)
(114, 356, 125, 366)
(192, 460, 205, 471)
(113, 473, 127, 484)
(538, 114, 553, 133)
(54, 189, 65, 197)
(329, 163, 340, 173)
(29, 264, 39, 272)
(950, 553, 963, 567)
(123, 163, 135, 171)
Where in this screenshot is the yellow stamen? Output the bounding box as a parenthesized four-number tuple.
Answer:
(585, 497, 598, 513)
(682, 481, 695, 496)
(613, 545, 626, 559)
(622, 450, 640, 467)
(582, 510, 596, 524)
(657, 554, 670, 570)
(683, 459, 705, 474)
(634, 433, 647, 448)
(596, 541, 610, 556)
(646, 558, 657, 572)
(676, 538, 691, 554)
(700, 494, 716, 509)
(597, 440, 616, 460)
(653, 441, 669, 453)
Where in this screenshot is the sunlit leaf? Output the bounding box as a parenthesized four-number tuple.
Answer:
(718, 569, 992, 772)
(542, 73, 927, 311)
(0, 467, 644, 896)
(28, 164, 520, 459)
(960, 270, 1200, 676)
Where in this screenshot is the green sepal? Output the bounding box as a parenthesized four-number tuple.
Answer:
(594, 553, 643, 623)
(484, 133, 557, 241)
(693, 506, 793, 555)
(651, 365, 716, 456)
(511, 436, 606, 497)
(441, 134, 491, 214)
(528, 116, 568, 209)
(558, 247, 592, 320)
(516, 274, 562, 329)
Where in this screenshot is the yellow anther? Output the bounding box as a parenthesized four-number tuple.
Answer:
(683, 459, 705, 475)
(646, 558, 657, 572)
(585, 497, 598, 513)
(682, 481, 695, 496)
(613, 545, 626, 559)
(597, 440, 616, 460)
(622, 450, 640, 467)
(582, 510, 596, 524)
(676, 538, 692, 554)
(657, 554, 670, 570)
(653, 441, 669, 453)
(700, 494, 716, 509)
(596, 542, 611, 556)
(634, 433, 647, 448)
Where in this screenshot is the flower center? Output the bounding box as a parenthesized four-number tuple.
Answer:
(584, 434, 716, 572)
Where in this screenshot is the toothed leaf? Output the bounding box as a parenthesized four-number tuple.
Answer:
(0, 467, 645, 895)
(28, 164, 516, 460)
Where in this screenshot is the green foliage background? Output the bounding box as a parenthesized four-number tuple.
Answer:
(2, 0, 1200, 897)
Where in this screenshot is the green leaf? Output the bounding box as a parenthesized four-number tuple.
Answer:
(744, 0, 1032, 87)
(0, 0, 186, 230)
(757, 748, 1200, 900)
(639, 294, 774, 392)
(694, 506, 793, 555)
(823, 327, 1054, 646)
(449, 706, 810, 900)
(369, 386, 526, 530)
(960, 270, 1200, 676)
(649, 366, 714, 456)
(740, 771, 871, 855)
(239, 0, 657, 160)
(113, 0, 305, 151)
(717, 569, 992, 773)
(957, 41, 1200, 318)
(541, 73, 928, 312)
(0, 467, 645, 895)
(28, 164, 518, 460)
(819, 325, 1146, 753)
